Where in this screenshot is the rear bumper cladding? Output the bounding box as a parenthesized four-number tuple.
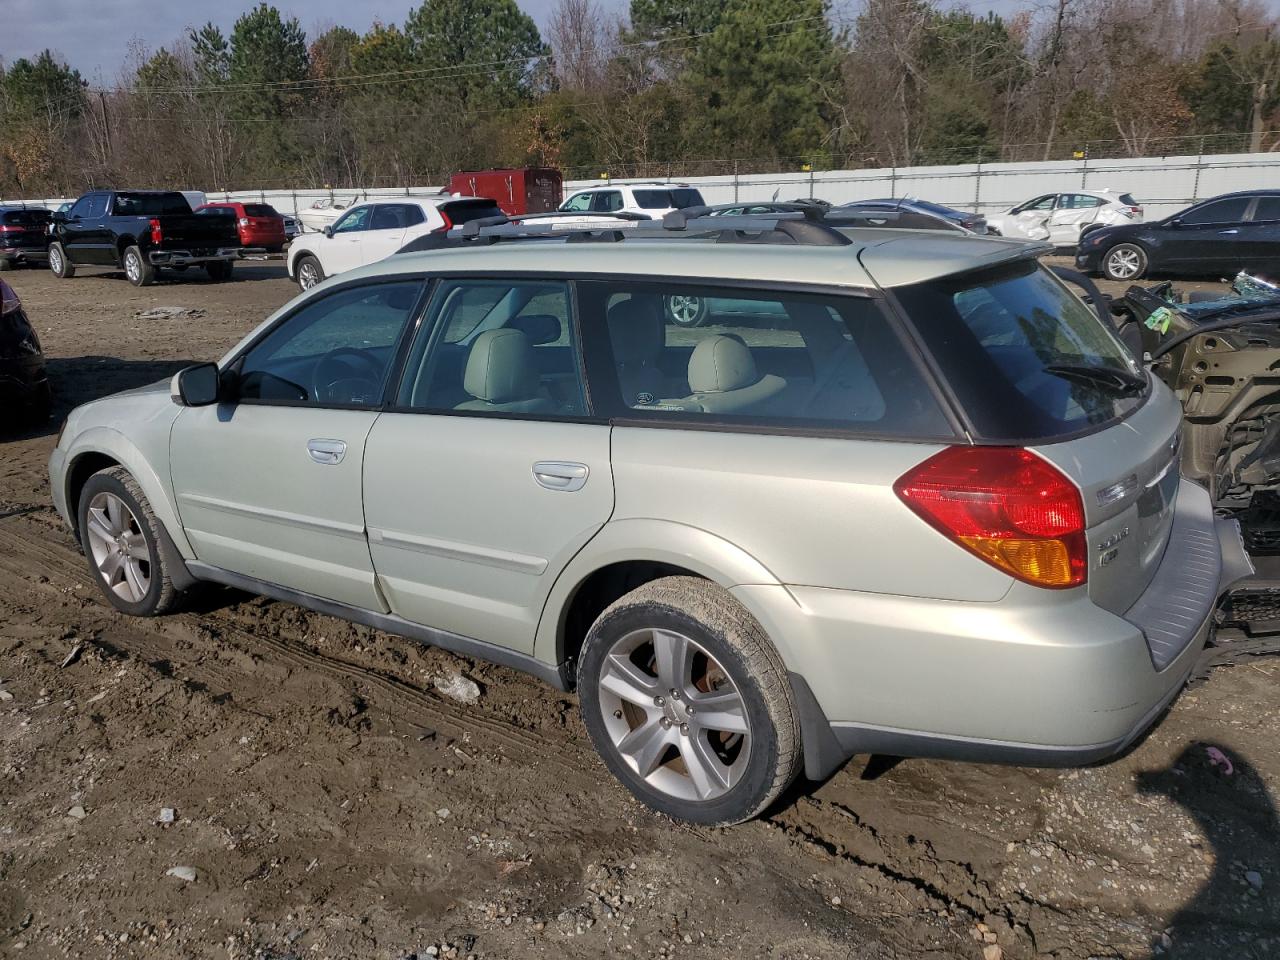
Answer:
(148, 247, 263, 265)
(791, 662, 1193, 780)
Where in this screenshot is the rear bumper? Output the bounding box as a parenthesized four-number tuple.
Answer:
(737, 479, 1237, 780)
(0, 247, 49, 264)
(148, 247, 263, 266)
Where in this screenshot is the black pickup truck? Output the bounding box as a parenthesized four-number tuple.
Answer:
(48, 190, 257, 286)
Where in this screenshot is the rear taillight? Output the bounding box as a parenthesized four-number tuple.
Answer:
(0, 224, 25, 234)
(0, 279, 20, 316)
(437, 210, 454, 232)
(1129, 206, 1142, 216)
(149, 218, 163, 244)
(894, 446, 1087, 589)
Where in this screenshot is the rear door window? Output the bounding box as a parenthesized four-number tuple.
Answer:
(632, 188, 705, 210)
(895, 260, 1147, 440)
(1250, 197, 1280, 222)
(113, 193, 191, 216)
(580, 280, 952, 437)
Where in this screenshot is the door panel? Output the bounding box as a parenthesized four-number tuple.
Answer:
(363, 417, 613, 652)
(171, 405, 384, 608)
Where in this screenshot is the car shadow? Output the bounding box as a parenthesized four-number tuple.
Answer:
(1136, 742, 1280, 957)
(72, 263, 285, 284)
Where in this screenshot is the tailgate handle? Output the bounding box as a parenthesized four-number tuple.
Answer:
(533, 461, 588, 492)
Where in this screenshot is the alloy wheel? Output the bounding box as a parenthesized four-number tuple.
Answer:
(597, 627, 751, 802)
(1106, 247, 1142, 280)
(666, 295, 706, 327)
(299, 262, 319, 289)
(49, 246, 62, 275)
(84, 492, 151, 603)
(124, 251, 141, 284)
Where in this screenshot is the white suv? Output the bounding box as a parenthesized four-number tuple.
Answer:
(288, 196, 501, 290)
(556, 182, 706, 222)
(987, 190, 1144, 247)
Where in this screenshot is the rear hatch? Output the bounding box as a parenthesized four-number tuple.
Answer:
(875, 247, 1179, 613)
(241, 204, 285, 240)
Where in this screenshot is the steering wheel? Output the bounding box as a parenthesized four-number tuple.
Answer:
(312, 347, 383, 404)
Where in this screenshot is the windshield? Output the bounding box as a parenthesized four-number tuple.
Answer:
(896, 260, 1146, 440)
(632, 188, 704, 210)
(113, 192, 192, 216)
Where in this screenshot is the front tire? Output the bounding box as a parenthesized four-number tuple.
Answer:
(295, 254, 324, 291)
(577, 576, 801, 825)
(1102, 243, 1148, 282)
(123, 245, 155, 286)
(77, 467, 182, 617)
(48, 243, 75, 278)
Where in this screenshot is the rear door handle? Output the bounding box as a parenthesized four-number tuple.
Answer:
(307, 438, 347, 464)
(533, 461, 589, 492)
(1218, 229, 1239, 235)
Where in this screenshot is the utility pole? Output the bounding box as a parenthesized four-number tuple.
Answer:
(99, 91, 112, 159)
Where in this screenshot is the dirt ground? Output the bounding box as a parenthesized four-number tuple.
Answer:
(1, 258, 1278, 960)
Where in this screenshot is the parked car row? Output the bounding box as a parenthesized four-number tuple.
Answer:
(49, 204, 1254, 827)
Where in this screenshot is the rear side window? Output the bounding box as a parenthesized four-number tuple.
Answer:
(581, 281, 951, 437)
(632, 188, 704, 210)
(1, 209, 51, 225)
(113, 193, 191, 216)
(441, 200, 502, 225)
(1252, 197, 1280, 222)
(1118, 193, 1138, 206)
(896, 260, 1147, 441)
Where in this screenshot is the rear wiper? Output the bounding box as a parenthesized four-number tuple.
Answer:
(1043, 363, 1147, 396)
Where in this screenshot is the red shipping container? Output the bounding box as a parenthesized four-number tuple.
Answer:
(448, 168, 563, 216)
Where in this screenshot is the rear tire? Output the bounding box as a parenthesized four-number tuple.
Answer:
(205, 260, 233, 281)
(0, 258, 12, 271)
(1102, 243, 1148, 282)
(577, 576, 801, 825)
(77, 467, 183, 617)
(296, 254, 324, 291)
(48, 243, 74, 278)
(123, 245, 155, 286)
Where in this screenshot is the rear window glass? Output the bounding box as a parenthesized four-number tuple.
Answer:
(632, 188, 704, 210)
(580, 280, 952, 437)
(896, 260, 1147, 440)
(1, 209, 51, 225)
(113, 193, 192, 216)
(242, 204, 277, 217)
(442, 201, 504, 225)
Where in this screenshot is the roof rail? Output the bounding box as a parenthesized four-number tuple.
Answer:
(396, 208, 856, 255)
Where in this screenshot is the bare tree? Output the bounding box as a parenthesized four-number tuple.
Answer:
(549, 0, 612, 91)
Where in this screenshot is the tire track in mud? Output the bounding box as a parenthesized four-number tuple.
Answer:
(0, 517, 601, 789)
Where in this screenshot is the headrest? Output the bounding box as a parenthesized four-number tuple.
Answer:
(463, 329, 539, 403)
(509, 313, 561, 345)
(688, 334, 759, 394)
(607, 296, 665, 365)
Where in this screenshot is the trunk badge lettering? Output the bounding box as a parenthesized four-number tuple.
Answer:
(1097, 475, 1138, 507)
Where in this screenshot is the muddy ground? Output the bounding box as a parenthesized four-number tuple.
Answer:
(1, 259, 1278, 960)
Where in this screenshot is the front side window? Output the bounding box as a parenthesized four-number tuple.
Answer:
(235, 281, 422, 407)
(1015, 195, 1055, 213)
(332, 206, 372, 233)
(581, 281, 951, 437)
(1180, 197, 1250, 225)
(561, 192, 593, 212)
(71, 194, 108, 219)
(397, 280, 585, 417)
(896, 260, 1146, 440)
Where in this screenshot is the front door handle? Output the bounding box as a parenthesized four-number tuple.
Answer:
(307, 438, 347, 465)
(1218, 229, 1239, 235)
(533, 461, 589, 492)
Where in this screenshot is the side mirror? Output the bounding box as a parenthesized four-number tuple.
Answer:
(171, 362, 221, 407)
(1168, 218, 1182, 228)
(322, 225, 334, 238)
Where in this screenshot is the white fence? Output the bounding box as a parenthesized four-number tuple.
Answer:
(9, 151, 1280, 221)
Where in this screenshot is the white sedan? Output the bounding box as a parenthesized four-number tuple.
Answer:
(287, 197, 501, 290)
(986, 190, 1143, 247)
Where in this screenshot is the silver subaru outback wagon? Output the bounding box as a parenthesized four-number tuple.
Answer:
(49, 211, 1250, 825)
